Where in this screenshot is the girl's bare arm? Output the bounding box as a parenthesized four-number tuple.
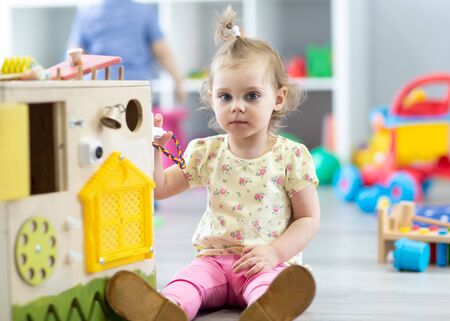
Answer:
(271, 184, 321, 263)
(153, 114, 189, 200)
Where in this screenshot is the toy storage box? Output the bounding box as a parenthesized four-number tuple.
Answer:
(0, 80, 156, 321)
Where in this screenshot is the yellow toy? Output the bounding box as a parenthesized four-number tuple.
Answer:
(0, 57, 50, 81)
(0, 57, 157, 321)
(353, 88, 437, 168)
(1, 57, 35, 74)
(337, 74, 450, 213)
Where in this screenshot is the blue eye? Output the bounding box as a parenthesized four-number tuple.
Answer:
(246, 92, 260, 101)
(218, 93, 232, 101)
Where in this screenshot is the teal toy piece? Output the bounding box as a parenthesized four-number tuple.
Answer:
(280, 132, 302, 144)
(393, 238, 430, 272)
(154, 215, 165, 229)
(306, 45, 332, 77)
(355, 185, 386, 213)
(388, 171, 420, 203)
(311, 146, 340, 185)
(334, 165, 362, 201)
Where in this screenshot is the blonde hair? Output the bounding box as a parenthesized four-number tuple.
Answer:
(200, 6, 305, 132)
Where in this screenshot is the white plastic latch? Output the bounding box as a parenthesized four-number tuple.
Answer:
(79, 137, 104, 166)
(64, 216, 81, 231)
(66, 251, 83, 265)
(153, 127, 167, 139)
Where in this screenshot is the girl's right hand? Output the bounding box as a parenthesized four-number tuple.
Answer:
(154, 113, 173, 147)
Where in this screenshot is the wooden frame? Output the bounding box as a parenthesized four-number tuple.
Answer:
(377, 199, 450, 263)
(0, 80, 156, 321)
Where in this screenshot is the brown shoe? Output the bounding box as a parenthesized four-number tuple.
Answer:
(106, 270, 188, 321)
(240, 265, 316, 321)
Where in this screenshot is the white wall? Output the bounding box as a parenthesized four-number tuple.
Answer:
(0, 1, 12, 60)
(369, 0, 450, 107)
(12, 7, 76, 68)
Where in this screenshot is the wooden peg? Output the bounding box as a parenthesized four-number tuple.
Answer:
(56, 67, 61, 80)
(91, 66, 97, 80)
(76, 65, 83, 80)
(119, 66, 124, 80)
(377, 202, 390, 263)
(105, 67, 110, 80)
(397, 202, 415, 229)
(391, 204, 401, 230)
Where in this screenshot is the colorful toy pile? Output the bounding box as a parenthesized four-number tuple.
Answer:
(334, 74, 450, 213)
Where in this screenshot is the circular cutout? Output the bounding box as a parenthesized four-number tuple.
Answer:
(20, 234, 28, 245)
(42, 222, 49, 233)
(125, 99, 143, 132)
(15, 217, 58, 286)
(49, 256, 55, 267)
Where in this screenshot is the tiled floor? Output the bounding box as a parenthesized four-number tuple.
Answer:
(155, 183, 450, 321)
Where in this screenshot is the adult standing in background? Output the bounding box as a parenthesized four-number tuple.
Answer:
(69, 0, 186, 103)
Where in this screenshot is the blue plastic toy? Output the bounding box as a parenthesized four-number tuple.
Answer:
(355, 185, 385, 213)
(415, 204, 450, 227)
(335, 166, 419, 213)
(333, 165, 362, 201)
(436, 229, 449, 267)
(393, 238, 430, 272)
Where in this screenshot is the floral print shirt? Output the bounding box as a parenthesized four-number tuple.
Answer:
(182, 134, 318, 265)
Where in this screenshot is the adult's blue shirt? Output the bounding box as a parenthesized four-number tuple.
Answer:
(69, 0, 163, 80)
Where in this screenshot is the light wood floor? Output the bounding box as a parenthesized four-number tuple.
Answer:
(155, 184, 450, 321)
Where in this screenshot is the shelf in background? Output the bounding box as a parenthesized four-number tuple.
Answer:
(10, 0, 239, 9)
(11, 0, 83, 8)
(152, 77, 334, 94)
(290, 77, 334, 91)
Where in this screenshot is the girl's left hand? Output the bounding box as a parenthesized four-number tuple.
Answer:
(232, 245, 281, 278)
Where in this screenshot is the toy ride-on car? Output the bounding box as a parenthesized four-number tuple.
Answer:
(334, 73, 450, 212)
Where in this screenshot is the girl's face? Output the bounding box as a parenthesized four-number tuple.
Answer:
(210, 62, 287, 139)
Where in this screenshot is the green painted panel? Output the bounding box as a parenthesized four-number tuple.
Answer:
(67, 306, 83, 321)
(13, 270, 155, 321)
(88, 301, 106, 321)
(45, 310, 59, 321)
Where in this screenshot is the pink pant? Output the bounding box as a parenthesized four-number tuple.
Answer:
(161, 255, 287, 320)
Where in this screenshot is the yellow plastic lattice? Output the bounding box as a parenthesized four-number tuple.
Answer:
(79, 152, 155, 273)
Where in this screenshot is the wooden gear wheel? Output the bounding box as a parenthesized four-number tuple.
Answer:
(15, 216, 58, 286)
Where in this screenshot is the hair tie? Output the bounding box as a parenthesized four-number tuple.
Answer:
(231, 25, 241, 37)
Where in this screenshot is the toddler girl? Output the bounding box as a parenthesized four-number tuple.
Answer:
(107, 7, 320, 321)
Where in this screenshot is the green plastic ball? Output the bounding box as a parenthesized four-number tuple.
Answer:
(311, 146, 340, 185)
(280, 132, 302, 144)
